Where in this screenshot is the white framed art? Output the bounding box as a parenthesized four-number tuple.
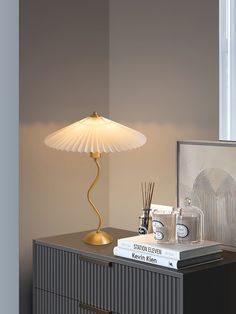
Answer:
(177, 140, 236, 250)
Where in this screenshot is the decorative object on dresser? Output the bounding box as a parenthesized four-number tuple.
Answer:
(175, 197, 204, 243)
(152, 204, 176, 243)
(44, 112, 146, 246)
(177, 140, 236, 250)
(33, 228, 236, 314)
(138, 182, 155, 235)
(113, 246, 222, 270)
(114, 233, 222, 269)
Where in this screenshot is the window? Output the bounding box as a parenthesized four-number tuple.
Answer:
(219, 0, 236, 140)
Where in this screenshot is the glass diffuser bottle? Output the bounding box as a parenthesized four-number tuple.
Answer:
(176, 197, 204, 243)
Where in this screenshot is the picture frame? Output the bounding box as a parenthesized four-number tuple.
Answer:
(177, 140, 236, 250)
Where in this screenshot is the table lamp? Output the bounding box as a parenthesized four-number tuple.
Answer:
(44, 112, 146, 245)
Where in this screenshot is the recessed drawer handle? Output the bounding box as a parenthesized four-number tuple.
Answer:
(79, 302, 112, 313)
(79, 255, 112, 267)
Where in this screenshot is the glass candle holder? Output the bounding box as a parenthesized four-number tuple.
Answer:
(176, 197, 204, 243)
(152, 207, 176, 243)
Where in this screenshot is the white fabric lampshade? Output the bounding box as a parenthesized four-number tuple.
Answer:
(45, 113, 146, 153)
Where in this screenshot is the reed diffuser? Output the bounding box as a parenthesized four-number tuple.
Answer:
(138, 182, 155, 234)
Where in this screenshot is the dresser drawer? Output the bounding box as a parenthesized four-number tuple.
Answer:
(34, 244, 114, 311)
(34, 289, 79, 314)
(34, 245, 80, 299)
(34, 289, 116, 314)
(112, 263, 181, 314)
(34, 243, 181, 314)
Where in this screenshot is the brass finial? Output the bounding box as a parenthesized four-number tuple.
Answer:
(90, 112, 100, 118)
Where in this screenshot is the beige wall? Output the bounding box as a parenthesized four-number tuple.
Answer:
(20, 1, 109, 313)
(21, 0, 219, 313)
(109, 0, 219, 231)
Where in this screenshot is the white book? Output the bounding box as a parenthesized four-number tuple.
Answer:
(117, 233, 222, 260)
(113, 246, 222, 270)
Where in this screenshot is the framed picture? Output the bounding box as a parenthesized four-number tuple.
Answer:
(177, 140, 236, 250)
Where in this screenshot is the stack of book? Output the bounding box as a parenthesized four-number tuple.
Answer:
(113, 234, 223, 269)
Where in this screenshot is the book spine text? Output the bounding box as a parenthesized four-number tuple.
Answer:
(114, 246, 178, 269)
(117, 240, 179, 259)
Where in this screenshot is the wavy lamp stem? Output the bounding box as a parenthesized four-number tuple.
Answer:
(87, 153, 102, 232)
(83, 152, 113, 245)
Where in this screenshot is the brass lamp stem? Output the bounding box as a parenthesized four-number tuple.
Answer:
(87, 152, 102, 232)
(83, 152, 113, 245)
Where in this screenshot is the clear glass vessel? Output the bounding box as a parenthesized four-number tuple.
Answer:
(176, 197, 204, 243)
(152, 207, 176, 243)
(138, 215, 153, 234)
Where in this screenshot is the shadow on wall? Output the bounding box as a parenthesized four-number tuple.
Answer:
(20, 122, 109, 313)
(20, 0, 109, 124)
(20, 1, 109, 313)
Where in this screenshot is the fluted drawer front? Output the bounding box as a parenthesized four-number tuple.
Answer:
(34, 289, 116, 314)
(79, 256, 113, 310)
(34, 244, 113, 310)
(34, 243, 181, 314)
(34, 289, 79, 314)
(113, 263, 181, 314)
(34, 244, 80, 299)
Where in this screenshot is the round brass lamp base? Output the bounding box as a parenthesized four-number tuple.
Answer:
(83, 230, 113, 245)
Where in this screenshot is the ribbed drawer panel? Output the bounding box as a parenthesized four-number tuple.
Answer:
(34, 243, 181, 314)
(34, 289, 79, 314)
(34, 244, 80, 299)
(79, 258, 113, 310)
(113, 263, 181, 314)
(34, 289, 114, 314)
(34, 244, 113, 311)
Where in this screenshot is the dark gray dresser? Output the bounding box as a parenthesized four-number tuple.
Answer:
(33, 228, 236, 314)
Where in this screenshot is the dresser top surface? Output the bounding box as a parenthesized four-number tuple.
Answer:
(35, 227, 134, 258)
(34, 227, 236, 275)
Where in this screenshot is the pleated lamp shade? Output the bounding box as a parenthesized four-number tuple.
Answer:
(44, 112, 146, 153)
